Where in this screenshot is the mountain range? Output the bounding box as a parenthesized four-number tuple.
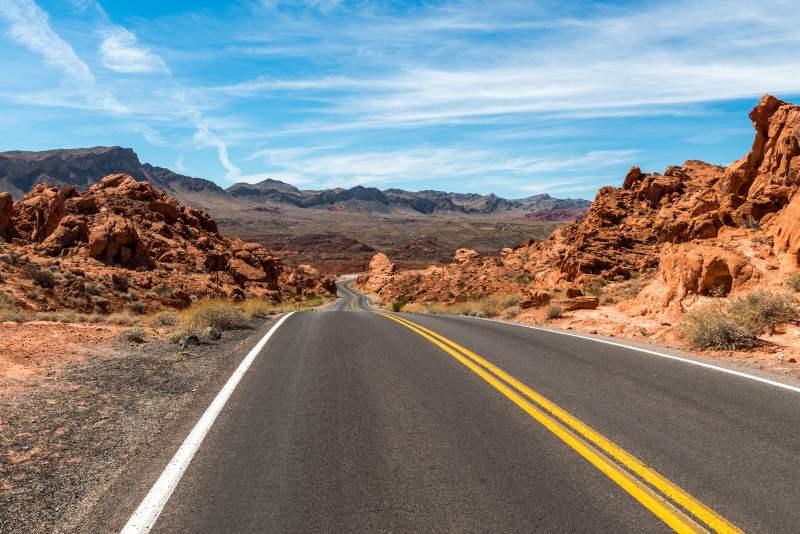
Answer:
(0, 146, 589, 216)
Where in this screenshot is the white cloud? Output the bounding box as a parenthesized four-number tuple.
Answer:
(0, 0, 93, 81)
(192, 115, 241, 182)
(251, 146, 636, 190)
(99, 27, 170, 73)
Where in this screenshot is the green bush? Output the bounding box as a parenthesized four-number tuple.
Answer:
(392, 296, 409, 312)
(679, 305, 753, 350)
(728, 290, 798, 335)
(680, 290, 798, 349)
(32, 269, 56, 288)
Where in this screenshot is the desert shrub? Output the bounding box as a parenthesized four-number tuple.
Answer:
(392, 296, 409, 312)
(728, 290, 798, 335)
(129, 301, 148, 314)
(127, 288, 139, 301)
(786, 272, 800, 292)
(679, 305, 754, 350)
(69, 297, 89, 308)
(0, 253, 20, 264)
(544, 304, 565, 320)
(709, 285, 727, 298)
(448, 302, 474, 316)
(85, 283, 103, 296)
(0, 306, 30, 322)
(478, 294, 506, 316)
(118, 327, 146, 343)
(742, 217, 761, 230)
(468, 310, 488, 318)
(501, 305, 522, 320)
(183, 300, 248, 332)
(585, 279, 606, 297)
(680, 290, 797, 349)
(32, 269, 56, 288)
(153, 285, 174, 298)
(166, 331, 187, 344)
(151, 311, 179, 327)
(616, 281, 640, 300)
(239, 299, 278, 318)
(502, 294, 525, 307)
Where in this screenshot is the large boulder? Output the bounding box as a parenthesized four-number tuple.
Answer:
(40, 215, 89, 255)
(15, 184, 67, 242)
(357, 253, 396, 293)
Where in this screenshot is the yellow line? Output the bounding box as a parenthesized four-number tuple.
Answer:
(374, 311, 743, 534)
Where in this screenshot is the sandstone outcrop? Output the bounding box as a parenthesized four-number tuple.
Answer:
(356, 253, 396, 293)
(364, 95, 800, 328)
(0, 174, 335, 313)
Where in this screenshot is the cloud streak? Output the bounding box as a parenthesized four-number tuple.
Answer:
(0, 0, 93, 81)
(99, 27, 170, 74)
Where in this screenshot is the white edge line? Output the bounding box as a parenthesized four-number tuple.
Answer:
(407, 312, 800, 395)
(120, 312, 295, 534)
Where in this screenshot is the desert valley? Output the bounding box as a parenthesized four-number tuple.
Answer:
(3, 94, 800, 531)
(3, 1, 800, 531)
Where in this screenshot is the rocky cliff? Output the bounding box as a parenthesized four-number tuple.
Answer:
(0, 147, 225, 204)
(359, 95, 800, 325)
(0, 174, 335, 313)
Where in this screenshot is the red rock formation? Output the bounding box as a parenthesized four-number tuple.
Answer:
(367, 95, 800, 326)
(356, 253, 396, 293)
(0, 174, 335, 313)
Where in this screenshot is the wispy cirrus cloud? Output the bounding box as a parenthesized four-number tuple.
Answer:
(244, 146, 639, 191)
(0, 0, 93, 80)
(99, 27, 170, 74)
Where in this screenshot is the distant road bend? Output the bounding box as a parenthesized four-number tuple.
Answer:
(121, 280, 800, 533)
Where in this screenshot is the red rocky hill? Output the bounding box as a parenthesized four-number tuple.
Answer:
(0, 174, 335, 314)
(358, 94, 800, 327)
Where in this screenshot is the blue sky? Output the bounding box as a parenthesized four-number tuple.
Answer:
(1, 0, 799, 200)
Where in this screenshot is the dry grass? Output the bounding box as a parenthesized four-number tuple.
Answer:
(544, 304, 565, 320)
(680, 290, 799, 350)
(150, 311, 179, 327)
(786, 272, 800, 292)
(180, 299, 249, 333)
(401, 292, 524, 318)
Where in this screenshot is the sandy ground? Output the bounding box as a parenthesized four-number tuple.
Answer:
(0, 322, 128, 381)
(0, 319, 274, 533)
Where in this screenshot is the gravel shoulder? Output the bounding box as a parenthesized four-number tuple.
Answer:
(1, 315, 286, 534)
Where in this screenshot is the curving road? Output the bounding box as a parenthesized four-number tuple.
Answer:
(120, 280, 800, 533)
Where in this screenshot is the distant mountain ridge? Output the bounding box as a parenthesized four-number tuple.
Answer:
(0, 146, 224, 202)
(0, 146, 590, 216)
(226, 179, 590, 215)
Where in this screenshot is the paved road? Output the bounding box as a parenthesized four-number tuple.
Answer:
(126, 280, 800, 533)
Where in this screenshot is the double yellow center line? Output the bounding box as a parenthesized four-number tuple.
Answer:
(337, 283, 359, 311)
(373, 311, 743, 534)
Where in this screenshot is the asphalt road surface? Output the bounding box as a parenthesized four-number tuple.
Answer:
(121, 280, 800, 533)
